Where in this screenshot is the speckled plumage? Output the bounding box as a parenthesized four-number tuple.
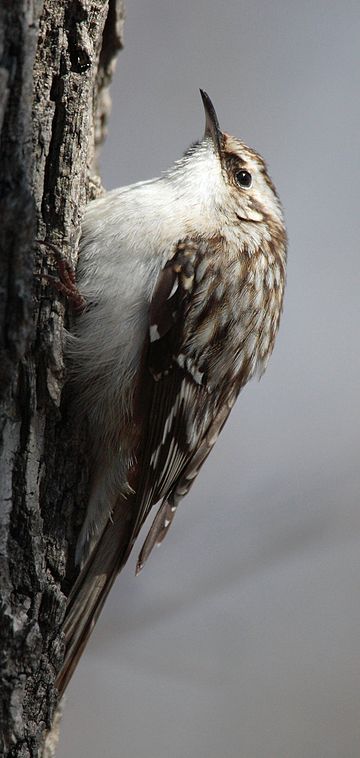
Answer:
(56, 92, 287, 695)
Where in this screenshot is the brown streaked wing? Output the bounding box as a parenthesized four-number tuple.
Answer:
(129, 237, 237, 567)
(137, 387, 236, 571)
(129, 238, 210, 539)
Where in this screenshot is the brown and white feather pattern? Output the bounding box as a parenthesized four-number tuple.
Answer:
(57, 94, 287, 695)
(134, 225, 285, 569)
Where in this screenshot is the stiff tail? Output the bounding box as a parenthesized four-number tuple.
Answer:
(55, 488, 182, 696)
(55, 498, 135, 697)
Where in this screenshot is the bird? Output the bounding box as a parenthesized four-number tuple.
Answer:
(54, 90, 287, 695)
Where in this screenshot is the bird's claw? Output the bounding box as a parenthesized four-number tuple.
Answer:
(36, 240, 86, 314)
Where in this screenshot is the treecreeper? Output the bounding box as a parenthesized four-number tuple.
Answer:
(51, 91, 287, 695)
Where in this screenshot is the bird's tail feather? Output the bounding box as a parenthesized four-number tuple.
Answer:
(55, 487, 181, 696)
(55, 497, 135, 697)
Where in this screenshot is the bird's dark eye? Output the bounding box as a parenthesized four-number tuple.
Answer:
(235, 170, 252, 188)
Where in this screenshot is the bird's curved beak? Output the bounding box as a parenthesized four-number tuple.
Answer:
(200, 89, 223, 156)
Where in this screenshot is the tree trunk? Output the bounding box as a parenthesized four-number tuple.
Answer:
(0, 1, 124, 755)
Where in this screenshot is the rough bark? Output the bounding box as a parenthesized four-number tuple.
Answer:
(0, 1, 124, 755)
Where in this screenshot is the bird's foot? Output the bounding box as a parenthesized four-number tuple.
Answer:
(37, 240, 86, 314)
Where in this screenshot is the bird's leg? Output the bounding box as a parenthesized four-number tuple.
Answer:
(37, 240, 86, 315)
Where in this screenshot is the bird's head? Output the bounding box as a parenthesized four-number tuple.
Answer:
(168, 91, 285, 252)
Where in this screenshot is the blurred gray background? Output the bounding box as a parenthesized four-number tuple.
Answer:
(58, 2, 360, 757)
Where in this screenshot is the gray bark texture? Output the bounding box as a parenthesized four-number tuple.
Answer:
(0, 1, 124, 755)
